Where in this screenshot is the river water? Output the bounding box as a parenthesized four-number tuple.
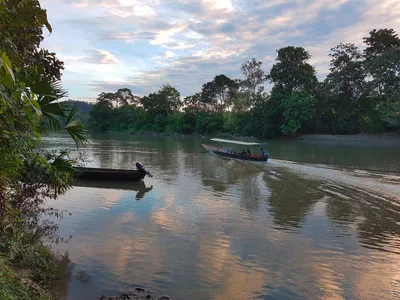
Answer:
(43, 134, 400, 300)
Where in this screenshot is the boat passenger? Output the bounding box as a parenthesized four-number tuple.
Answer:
(261, 148, 268, 157)
(241, 149, 246, 155)
(247, 148, 251, 156)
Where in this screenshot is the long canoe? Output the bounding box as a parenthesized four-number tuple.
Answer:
(202, 144, 269, 162)
(74, 167, 146, 181)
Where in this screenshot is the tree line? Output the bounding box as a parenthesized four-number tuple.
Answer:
(87, 28, 400, 137)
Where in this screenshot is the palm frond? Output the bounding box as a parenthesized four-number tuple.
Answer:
(64, 108, 90, 148)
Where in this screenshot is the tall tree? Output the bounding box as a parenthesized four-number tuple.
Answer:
(201, 74, 238, 111)
(365, 47, 400, 110)
(268, 46, 318, 95)
(317, 43, 367, 133)
(363, 28, 400, 60)
(115, 88, 140, 106)
(240, 58, 267, 95)
(184, 93, 208, 112)
(237, 58, 267, 110)
(97, 92, 115, 107)
(141, 84, 181, 115)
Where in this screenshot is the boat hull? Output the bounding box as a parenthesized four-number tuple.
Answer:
(202, 144, 268, 162)
(74, 167, 145, 181)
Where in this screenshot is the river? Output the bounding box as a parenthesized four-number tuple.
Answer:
(43, 134, 400, 300)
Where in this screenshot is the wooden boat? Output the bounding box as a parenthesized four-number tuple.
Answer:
(74, 162, 152, 181)
(202, 138, 269, 162)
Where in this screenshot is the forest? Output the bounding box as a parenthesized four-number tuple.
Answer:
(86, 28, 400, 138)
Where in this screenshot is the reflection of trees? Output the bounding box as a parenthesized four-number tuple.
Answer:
(325, 186, 400, 253)
(50, 252, 74, 299)
(265, 171, 323, 229)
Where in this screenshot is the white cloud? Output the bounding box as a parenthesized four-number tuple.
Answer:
(164, 50, 176, 58)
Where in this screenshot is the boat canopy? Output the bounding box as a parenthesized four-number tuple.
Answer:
(210, 138, 260, 146)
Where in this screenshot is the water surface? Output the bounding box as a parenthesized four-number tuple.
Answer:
(44, 134, 400, 300)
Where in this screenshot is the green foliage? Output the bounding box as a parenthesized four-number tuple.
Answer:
(1, 2, 88, 299)
(363, 28, 400, 60)
(0, 0, 63, 81)
(280, 92, 316, 136)
(196, 112, 224, 134)
(141, 84, 181, 116)
(268, 46, 318, 94)
(201, 74, 238, 111)
(180, 112, 196, 134)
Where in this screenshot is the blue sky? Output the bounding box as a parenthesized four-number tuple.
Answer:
(40, 0, 400, 102)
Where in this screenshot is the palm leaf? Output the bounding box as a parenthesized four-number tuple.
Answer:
(64, 108, 89, 148)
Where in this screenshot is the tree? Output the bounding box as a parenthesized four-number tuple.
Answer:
(280, 92, 316, 136)
(141, 84, 181, 115)
(268, 46, 318, 95)
(363, 28, 400, 60)
(364, 47, 400, 130)
(363, 29, 400, 131)
(240, 58, 267, 95)
(97, 92, 115, 107)
(115, 88, 140, 106)
(184, 93, 208, 112)
(318, 43, 367, 133)
(201, 74, 238, 111)
(0, 0, 64, 81)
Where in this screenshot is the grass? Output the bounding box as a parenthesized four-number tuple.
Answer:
(0, 256, 54, 300)
(0, 217, 59, 300)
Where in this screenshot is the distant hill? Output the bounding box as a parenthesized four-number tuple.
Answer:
(66, 100, 93, 125)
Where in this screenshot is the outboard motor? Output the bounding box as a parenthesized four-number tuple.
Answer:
(136, 162, 153, 178)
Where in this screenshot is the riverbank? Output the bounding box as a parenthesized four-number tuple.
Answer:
(0, 230, 68, 300)
(298, 133, 400, 142)
(99, 288, 171, 300)
(100, 130, 400, 143)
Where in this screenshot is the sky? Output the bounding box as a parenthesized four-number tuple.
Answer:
(40, 0, 400, 102)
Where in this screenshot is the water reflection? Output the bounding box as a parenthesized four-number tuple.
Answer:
(43, 135, 400, 300)
(73, 180, 153, 199)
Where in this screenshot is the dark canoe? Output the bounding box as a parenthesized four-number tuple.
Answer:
(74, 167, 146, 181)
(202, 144, 268, 162)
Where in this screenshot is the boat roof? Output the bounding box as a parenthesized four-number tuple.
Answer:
(210, 138, 260, 146)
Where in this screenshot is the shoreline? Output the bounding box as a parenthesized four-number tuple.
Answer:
(297, 133, 400, 142)
(98, 130, 400, 142)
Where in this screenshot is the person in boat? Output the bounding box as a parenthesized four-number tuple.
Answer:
(241, 149, 246, 155)
(247, 148, 251, 156)
(261, 148, 268, 157)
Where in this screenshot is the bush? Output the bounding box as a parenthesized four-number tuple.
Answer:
(196, 113, 224, 134)
(180, 112, 196, 134)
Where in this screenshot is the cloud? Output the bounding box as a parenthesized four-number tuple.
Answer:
(40, 0, 400, 100)
(84, 49, 121, 64)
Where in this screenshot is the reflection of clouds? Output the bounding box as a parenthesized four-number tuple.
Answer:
(354, 250, 400, 299)
(152, 208, 185, 232)
(312, 260, 345, 300)
(102, 190, 125, 209)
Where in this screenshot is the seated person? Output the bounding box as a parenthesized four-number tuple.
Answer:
(261, 148, 268, 157)
(247, 148, 251, 156)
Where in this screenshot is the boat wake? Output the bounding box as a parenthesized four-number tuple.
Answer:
(265, 159, 400, 201)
